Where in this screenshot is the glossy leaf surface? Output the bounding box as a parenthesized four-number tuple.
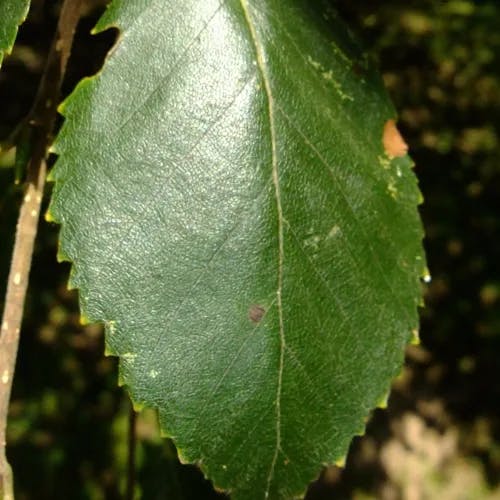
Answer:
(48, 1, 426, 498)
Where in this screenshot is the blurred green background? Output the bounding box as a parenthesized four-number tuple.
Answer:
(0, 0, 499, 498)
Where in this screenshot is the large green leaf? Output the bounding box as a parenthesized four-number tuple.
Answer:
(48, 1, 426, 498)
(0, 0, 30, 67)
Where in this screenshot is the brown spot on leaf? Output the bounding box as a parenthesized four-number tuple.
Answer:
(248, 305, 266, 324)
(383, 119, 408, 158)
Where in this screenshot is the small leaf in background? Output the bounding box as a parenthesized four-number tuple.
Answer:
(48, 0, 426, 498)
(0, 0, 31, 68)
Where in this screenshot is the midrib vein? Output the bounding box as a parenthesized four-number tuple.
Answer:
(240, 1, 285, 497)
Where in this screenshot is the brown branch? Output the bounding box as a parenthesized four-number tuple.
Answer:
(0, 0, 83, 496)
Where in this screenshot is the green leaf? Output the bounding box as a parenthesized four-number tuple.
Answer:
(0, 0, 30, 67)
(48, 1, 426, 498)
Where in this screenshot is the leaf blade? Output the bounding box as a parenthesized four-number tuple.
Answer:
(0, 0, 30, 68)
(49, 1, 426, 498)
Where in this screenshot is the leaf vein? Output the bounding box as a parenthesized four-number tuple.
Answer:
(145, 174, 274, 366)
(191, 297, 278, 442)
(114, 0, 226, 135)
(240, 1, 285, 497)
(61, 73, 257, 301)
(276, 104, 412, 327)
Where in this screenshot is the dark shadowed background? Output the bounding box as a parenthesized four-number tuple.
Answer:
(0, 0, 499, 498)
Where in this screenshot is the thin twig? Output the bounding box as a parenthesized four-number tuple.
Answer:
(0, 0, 83, 497)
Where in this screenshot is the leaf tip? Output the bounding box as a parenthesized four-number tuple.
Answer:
(56, 245, 70, 264)
(376, 391, 390, 409)
(46, 167, 55, 182)
(158, 427, 170, 439)
(421, 268, 432, 284)
(79, 314, 91, 326)
(66, 275, 78, 291)
(56, 100, 67, 116)
(410, 328, 420, 345)
(177, 448, 190, 465)
(132, 400, 144, 412)
(104, 345, 115, 357)
(44, 209, 55, 223)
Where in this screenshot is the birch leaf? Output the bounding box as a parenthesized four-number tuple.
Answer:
(48, 1, 426, 498)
